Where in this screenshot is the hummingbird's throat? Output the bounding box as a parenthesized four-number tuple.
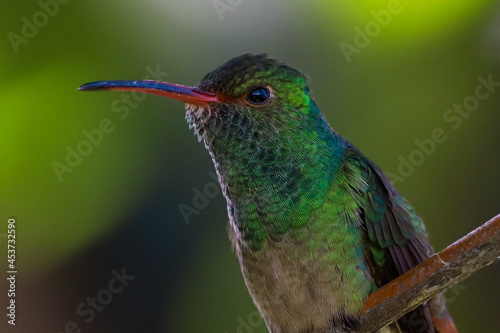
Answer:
(184, 104, 343, 250)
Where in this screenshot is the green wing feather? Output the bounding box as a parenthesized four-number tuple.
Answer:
(343, 147, 436, 333)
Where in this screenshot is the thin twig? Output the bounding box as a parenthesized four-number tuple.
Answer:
(352, 214, 500, 333)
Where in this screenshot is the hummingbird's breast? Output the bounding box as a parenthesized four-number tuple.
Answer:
(227, 170, 378, 333)
(231, 214, 376, 333)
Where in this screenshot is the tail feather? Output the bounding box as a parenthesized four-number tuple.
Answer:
(389, 295, 459, 333)
(429, 294, 459, 333)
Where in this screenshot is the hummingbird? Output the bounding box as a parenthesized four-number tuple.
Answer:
(79, 54, 458, 333)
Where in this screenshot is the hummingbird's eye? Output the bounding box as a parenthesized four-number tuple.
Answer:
(246, 87, 270, 105)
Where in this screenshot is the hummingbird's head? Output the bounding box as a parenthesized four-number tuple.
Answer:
(198, 53, 308, 110)
(184, 54, 333, 150)
(184, 54, 315, 137)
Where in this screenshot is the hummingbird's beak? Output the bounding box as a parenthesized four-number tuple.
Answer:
(78, 80, 218, 104)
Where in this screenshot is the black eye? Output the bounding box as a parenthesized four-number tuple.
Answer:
(246, 87, 270, 105)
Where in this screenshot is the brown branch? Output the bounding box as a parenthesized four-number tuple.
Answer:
(353, 214, 500, 333)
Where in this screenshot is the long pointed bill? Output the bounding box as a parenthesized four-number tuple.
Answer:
(78, 80, 218, 104)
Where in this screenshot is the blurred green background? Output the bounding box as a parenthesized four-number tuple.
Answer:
(1, 1, 500, 332)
